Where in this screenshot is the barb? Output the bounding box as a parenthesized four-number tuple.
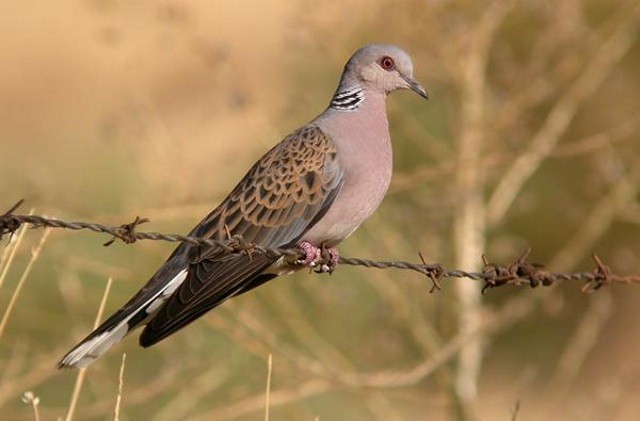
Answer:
(1, 200, 639, 292)
(0, 199, 24, 242)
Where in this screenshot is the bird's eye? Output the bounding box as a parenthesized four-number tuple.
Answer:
(380, 56, 395, 71)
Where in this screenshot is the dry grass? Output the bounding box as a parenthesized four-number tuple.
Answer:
(0, 213, 31, 292)
(64, 277, 113, 421)
(264, 354, 272, 421)
(21, 391, 41, 421)
(0, 228, 51, 340)
(113, 353, 126, 421)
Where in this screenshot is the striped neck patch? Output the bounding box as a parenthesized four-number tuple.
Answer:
(330, 86, 365, 111)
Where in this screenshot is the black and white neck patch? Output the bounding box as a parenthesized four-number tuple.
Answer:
(330, 86, 365, 111)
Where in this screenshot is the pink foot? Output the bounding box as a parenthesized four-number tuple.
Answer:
(319, 247, 339, 273)
(298, 241, 322, 267)
(297, 241, 339, 273)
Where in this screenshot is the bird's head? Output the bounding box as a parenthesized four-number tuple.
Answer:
(342, 44, 428, 99)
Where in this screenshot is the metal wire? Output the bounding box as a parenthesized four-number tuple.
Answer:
(2, 200, 638, 292)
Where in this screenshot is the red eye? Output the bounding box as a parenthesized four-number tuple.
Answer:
(380, 56, 395, 71)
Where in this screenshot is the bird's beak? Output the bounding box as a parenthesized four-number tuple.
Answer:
(402, 75, 428, 100)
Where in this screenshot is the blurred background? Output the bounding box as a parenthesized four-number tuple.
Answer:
(1, 0, 640, 419)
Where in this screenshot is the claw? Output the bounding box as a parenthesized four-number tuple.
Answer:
(319, 247, 339, 273)
(328, 248, 339, 268)
(298, 241, 322, 267)
(297, 241, 340, 273)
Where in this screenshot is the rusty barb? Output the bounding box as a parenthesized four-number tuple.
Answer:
(1, 199, 639, 293)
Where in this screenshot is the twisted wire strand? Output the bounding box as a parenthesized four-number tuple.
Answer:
(1, 206, 639, 292)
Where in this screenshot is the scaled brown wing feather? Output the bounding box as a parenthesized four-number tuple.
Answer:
(139, 126, 344, 346)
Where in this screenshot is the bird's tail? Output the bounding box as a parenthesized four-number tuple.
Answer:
(58, 269, 188, 369)
(57, 314, 133, 369)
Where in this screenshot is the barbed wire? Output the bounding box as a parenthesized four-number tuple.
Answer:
(1, 199, 639, 293)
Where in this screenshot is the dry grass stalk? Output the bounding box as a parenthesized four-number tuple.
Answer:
(551, 292, 613, 398)
(487, 5, 640, 225)
(0, 209, 32, 292)
(0, 228, 51, 338)
(114, 353, 126, 421)
(64, 277, 114, 421)
(265, 353, 273, 421)
(21, 390, 41, 421)
(0, 228, 51, 340)
(195, 379, 334, 421)
(452, 3, 513, 417)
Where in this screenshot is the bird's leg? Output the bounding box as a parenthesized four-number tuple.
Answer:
(297, 241, 322, 268)
(318, 245, 340, 274)
(297, 241, 339, 273)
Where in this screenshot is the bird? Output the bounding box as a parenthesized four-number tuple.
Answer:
(58, 43, 428, 369)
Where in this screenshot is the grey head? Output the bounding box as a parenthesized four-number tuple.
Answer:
(331, 44, 427, 110)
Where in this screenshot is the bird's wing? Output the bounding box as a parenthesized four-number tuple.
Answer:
(138, 125, 345, 346)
